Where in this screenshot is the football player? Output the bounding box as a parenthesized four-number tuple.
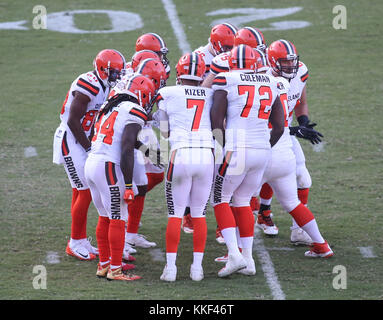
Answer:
(182, 23, 238, 234)
(255, 40, 323, 245)
(53, 49, 126, 261)
(153, 52, 214, 282)
(252, 50, 333, 258)
(201, 26, 268, 243)
(84, 74, 156, 281)
(210, 45, 285, 277)
(135, 33, 171, 79)
(123, 58, 167, 251)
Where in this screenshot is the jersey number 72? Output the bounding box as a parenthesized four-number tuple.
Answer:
(238, 85, 273, 119)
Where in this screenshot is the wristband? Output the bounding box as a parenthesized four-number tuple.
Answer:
(125, 183, 133, 190)
(85, 146, 91, 153)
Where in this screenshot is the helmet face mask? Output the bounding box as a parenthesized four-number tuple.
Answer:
(267, 39, 299, 79)
(94, 49, 126, 87)
(274, 56, 299, 79)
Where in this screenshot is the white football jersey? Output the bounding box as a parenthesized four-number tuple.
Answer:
(212, 70, 280, 151)
(156, 85, 214, 151)
(60, 71, 109, 135)
(193, 44, 215, 78)
(286, 61, 309, 125)
(89, 100, 147, 164)
(210, 52, 230, 75)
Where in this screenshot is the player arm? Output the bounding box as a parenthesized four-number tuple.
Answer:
(210, 90, 228, 147)
(67, 91, 92, 151)
(269, 96, 285, 147)
(201, 72, 215, 88)
(120, 123, 142, 186)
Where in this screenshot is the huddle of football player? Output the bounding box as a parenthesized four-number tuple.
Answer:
(53, 23, 332, 282)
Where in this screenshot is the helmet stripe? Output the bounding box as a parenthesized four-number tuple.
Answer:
(148, 32, 166, 49)
(136, 58, 151, 74)
(114, 49, 126, 68)
(223, 23, 237, 35)
(245, 27, 263, 46)
(193, 52, 199, 76)
(280, 39, 295, 56)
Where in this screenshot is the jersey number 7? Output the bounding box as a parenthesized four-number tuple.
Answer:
(186, 99, 205, 131)
(238, 85, 273, 119)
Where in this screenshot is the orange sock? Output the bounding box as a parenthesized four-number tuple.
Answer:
(165, 217, 182, 253)
(298, 188, 310, 206)
(233, 206, 254, 237)
(192, 217, 207, 253)
(71, 188, 79, 212)
(260, 183, 273, 200)
(71, 189, 91, 239)
(289, 203, 314, 227)
(108, 219, 126, 268)
(127, 195, 145, 234)
(250, 197, 260, 212)
(214, 203, 236, 231)
(146, 172, 164, 192)
(96, 216, 110, 263)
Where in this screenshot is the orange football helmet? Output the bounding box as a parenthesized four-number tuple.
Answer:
(135, 33, 169, 67)
(135, 58, 167, 90)
(253, 48, 269, 73)
(120, 74, 156, 111)
(176, 52, 206, 82)
(93, 49, 126, 87)
(234, 27, 266, 52)
(209, 23, 237, 55)
(130, 50, 162, 71)
(267, 39, 299, 79)
(228, 44, 257, 71)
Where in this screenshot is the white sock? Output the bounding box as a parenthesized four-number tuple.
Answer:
(235, 227, 242, 249)
(221, 227, 241, 256)
(110, 264, 121, 270)
(260, 197, 272, 206)
(301, 219, 324, 243)
(69, 238, 86, 248)
(291, 218, 299, 229)
(192, 252, 204, 267)
(125, 232, 137, 243)
(166, 252, 177, 268)
(241, 247, 253, 259)
(240, 237, 253, 251)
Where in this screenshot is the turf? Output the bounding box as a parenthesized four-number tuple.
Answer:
(0, 0, 382, 301)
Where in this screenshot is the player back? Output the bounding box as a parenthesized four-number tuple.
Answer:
(212, 71, 280, 151)
(157, 85, 214, 152)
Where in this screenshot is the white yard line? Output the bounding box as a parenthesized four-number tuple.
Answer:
(149, 248, 166, 262)
(357, 246, 377, 258)
(46, 251, 60, 264)
(253, 229, 286, 300)
(24, 146, 38, 158)
(161, 0, 191, 54)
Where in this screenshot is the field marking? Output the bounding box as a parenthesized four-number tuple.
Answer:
(46, 251, 61, 264)
(253, 229, 286, 300)
(357, 246, 377, 258)
(266, 247, 295, 251)
(149, 248, 166, 262)
(24, 146, 38, 158)
(161, 0, 191, 54)
(313, 141, 326, 152)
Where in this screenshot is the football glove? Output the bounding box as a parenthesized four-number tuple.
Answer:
(290, 125, 323, 144)
(123, 184, 134, 204)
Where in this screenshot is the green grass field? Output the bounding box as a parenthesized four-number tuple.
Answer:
(1, 0, 382, 302)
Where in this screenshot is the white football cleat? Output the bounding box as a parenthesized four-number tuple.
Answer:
(126, 234, 156, 248)
(124, 238, 137, 255)
(160, 265, 177, 282)
(81, 237, 99, 256)
(66, 241, 96, 261)
(304, 241, 334, 258)
(215, 227, 225, 245)
(218, 254, 246, 278)
(237, 256, 256, 276)
(190, 265, 204, 281)
(255, 210, 278, 235)
(214, 253, 228, 263)
(290, 228, 313, 246)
